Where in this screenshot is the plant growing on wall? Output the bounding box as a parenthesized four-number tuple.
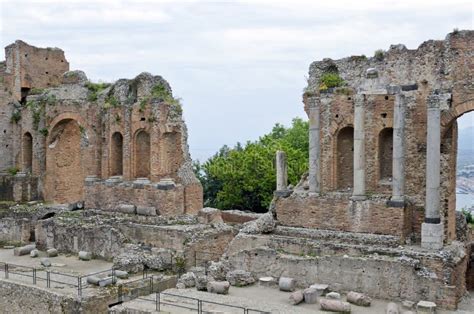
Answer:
(319, 73, 344, 91)
(374, 49, 385, 61)
(85, 81, 110, 102)
(10, 110, 21, 123)
(7, 167, 19, 176)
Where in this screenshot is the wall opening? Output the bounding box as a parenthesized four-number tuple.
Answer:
(379, 128, 393, 181)
(45, 119, 84, 204)
(22, 132, 33, 173)
(134, 130, 150, 178)
(336, 126, 354, 190)
(110, 132, 123, 176)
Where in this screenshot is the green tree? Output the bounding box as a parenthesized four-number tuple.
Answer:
(195, 118, 308, 212)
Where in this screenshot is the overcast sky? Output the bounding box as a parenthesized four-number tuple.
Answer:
(1, 0, 473, 161)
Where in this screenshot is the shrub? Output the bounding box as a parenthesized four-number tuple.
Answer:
(39, 128, 49, 136)
(374, 49, 385, 61)
(319, 73, 344, 90)
(10, 111, 21, 123)
(462, 208, 473, 224)
(29, 88, 44, 95)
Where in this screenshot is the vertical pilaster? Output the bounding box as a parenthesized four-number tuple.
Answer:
(421, 94, 443, 250)
(352, 94, 366, 200)
(276, 150, 288, 191)
(391, 93, 406, 204)
(308, 96, 321, 194)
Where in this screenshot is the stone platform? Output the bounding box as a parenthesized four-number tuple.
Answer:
(224, 226, 469, 310)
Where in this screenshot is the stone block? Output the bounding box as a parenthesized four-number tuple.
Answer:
(198, 207, 223, 224)
(303, 287, 318, 304)
(40, 258, 51, 267)
(207, 281, 230, 295)
(117, 204, 136, 214)
(87, 276, 101, 285)
(99, 276, 116, 287)
(279, 277, 296, 292)
(386, 302, 399, 314)
(416, 301, 436, 313)
(226, 270, 255, 287)
(320, 299, 351, 313)
(259, 276, 276, 287)
(178, 272, 196, 288)
(78, 251, 92, 261)
(136, 206, 157, 216)
(326, 292, 341, 299)
(309, 283, 329, 296)
(155, 178, 176, 190)
(195, 275, 208, 291)
(13, 244, 36, 256)
(110, 270, 129, 279)
(402, 300, 415, 309)
(46, 248, 58, 257)
(347, 291, 371, 306)
(289, 290, 304, 305)
(30, 249, 39, 258)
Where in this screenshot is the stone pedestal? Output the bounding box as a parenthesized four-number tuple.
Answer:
(352, 94, 366, 199)
(308, 96, 321, 194)
(421, 223, 443, 250)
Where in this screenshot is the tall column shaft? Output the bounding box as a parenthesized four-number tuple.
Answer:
(392, 93, 406, 202)
(308, 96, 321, 193)
(352, 94, 366, 199)
(425, 98, 441, 222)
(276, 150, 288, 191)
(421, 94, 443, 250)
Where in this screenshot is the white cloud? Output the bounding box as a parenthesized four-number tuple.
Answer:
(0, 0, 472, 160)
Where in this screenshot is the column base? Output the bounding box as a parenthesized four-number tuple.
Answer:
(421, 222, 443, 250)
(351, 195, 366, 201)
(274, 189, 292, 198)
(386, 197, 405, 208)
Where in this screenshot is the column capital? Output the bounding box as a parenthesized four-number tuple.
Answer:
(354, 94, 365, 106)
(307, 95, 321, 109)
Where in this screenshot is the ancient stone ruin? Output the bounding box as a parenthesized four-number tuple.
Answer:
(0, 31, 473, 313)
(0, 40, 203, 214)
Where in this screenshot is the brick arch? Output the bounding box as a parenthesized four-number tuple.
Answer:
(44, 117, 84, 204)
(441, 99, 474, 135)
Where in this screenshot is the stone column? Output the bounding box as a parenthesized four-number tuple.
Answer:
(421, 94, 443, 250)
(352, 94, 366, 200)
(391, 93, 406, 205)
(308, 96, 321, 194)
(276, 150, 288, 191)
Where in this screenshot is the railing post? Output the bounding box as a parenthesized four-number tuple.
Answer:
(33, 268, 36, 284)
(198, 299, 202, 314)
(78, 276, 82, 297)
(46, 271, 50, 288)
(112, 268, 116, 284)
(156, 293, 160, 312)
(194, 251, 197, 267)
(5, 263, 8, 279)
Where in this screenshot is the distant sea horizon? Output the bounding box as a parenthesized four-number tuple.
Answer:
(456, 192, 474, 211)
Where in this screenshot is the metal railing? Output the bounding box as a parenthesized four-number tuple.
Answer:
(136, 292, 269, 314)
(0, 261, 119, 296)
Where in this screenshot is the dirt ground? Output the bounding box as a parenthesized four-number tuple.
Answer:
(114, 286, 474, 314)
